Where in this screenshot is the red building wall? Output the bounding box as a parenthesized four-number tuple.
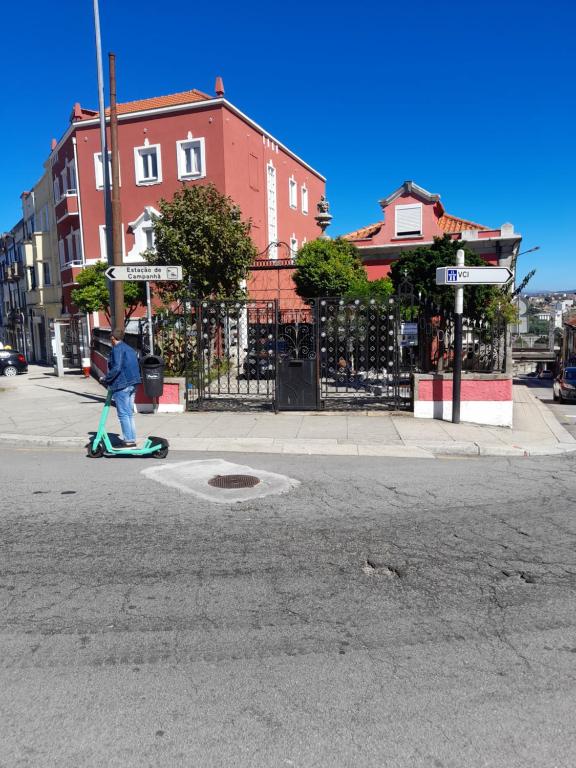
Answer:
(52, 98, 325, 315)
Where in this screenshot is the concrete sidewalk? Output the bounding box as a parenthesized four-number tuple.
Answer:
(0, 366, 575, 458)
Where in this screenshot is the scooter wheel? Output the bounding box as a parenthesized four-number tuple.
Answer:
(86, 442, 105, 458)
(155, 446, 169, 459)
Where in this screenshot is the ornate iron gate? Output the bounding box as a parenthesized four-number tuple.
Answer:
(316, 295, 412, 410)
(183, 287, 418, 411)
(187, 299, 278, 410)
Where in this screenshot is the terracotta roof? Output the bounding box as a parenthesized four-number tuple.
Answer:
(342, 222, 383, 241)
(438, 213, 489, 233)
(103, 89, 213, 117)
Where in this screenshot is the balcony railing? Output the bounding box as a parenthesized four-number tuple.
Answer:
(55, 191, 79, 221)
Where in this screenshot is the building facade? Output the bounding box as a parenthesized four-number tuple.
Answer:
(0, 220, 26, 352)
(47, 81, 325, 323)
(342, 180, 522, 277)
(20, 167, 62, 362)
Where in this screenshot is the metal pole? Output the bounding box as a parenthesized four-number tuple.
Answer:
(452, 248, 464, 424)
(108, 52, 125, 329)
(92, 0, 114, 320)
(145, 281, 154, 355)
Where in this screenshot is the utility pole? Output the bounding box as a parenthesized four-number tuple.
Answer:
(108, 52, 125, 328)
(92, 0, 114, 320)
(452, 248, 464, 424)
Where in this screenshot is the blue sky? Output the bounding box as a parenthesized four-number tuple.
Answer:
(1, 0, 574, 289)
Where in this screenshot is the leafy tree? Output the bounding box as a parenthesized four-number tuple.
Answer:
(389, 235, 507, 319)
(345, 276, 394, 303)
(71, 261, 145, 324)
(293, 238, 368, 298)
(148, 184, 257, 302)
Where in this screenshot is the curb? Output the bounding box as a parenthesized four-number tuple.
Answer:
(1, 432, 576, 459)
(524, 388, 576, 445)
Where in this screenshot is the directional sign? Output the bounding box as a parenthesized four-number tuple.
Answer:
(436, 266, 513, 286)
(105, 264, 183, 282)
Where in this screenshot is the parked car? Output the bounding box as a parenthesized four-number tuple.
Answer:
(538, 369, 554, 379)
(553, 367, 576, 402)
(0, 349, 28, 376)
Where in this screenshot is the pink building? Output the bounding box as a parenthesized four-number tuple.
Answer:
(343, 180, 522, 278)
(48, 79, 325, 318)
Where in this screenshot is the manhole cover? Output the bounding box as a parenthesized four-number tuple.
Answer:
(207, 474, 261, 489)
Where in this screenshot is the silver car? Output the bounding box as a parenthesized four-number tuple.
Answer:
(553, 367, 576, 402)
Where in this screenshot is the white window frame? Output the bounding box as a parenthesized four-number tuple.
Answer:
(94, 151, 113, 190)
(99, 224, 126, 261)
(395, 203, 423, 237)
(143, 225, 156, 252)
(99, 225, 108, 261)
(74, 229, 83, 263)
(301, 184, 308, 215)
(134, 143, 162, 185)
(266, 162, 278, 259)
(176, 136, 206, 181)
(290, 235, 298, 258)
(66, 232, 75, 264)
(67, 160, 77, 194)
(289, 176, 297, 209)
(126, 207, 160, 261)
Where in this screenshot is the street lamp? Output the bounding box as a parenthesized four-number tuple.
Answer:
(517, 246, 540, 258)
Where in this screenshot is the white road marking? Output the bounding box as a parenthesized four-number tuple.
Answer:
(141, 458, 300, 504)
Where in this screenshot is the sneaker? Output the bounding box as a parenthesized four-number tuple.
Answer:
(120, 440, 137, 448)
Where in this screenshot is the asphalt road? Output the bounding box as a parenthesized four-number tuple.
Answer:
(2, 447, 576, 768)
(518, 373, 576, 438)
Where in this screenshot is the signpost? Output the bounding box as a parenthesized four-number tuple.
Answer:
(106, 263, 183, 355)
(436, 266, 512, 286)
(105, 264, 183, 282)
(436, 253, 513, 423)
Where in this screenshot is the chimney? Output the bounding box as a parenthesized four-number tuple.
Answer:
(51, 138, 57, 151)
(215, 76, 225, 97)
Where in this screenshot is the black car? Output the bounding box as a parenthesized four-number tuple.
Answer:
(0, 349, 28, 376)
(553, 367, 576, 402)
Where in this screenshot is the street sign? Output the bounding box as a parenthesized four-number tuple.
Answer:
(105, 264, 183, 281)
(436, 266, 513, 285)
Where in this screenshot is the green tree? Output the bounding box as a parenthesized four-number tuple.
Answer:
(71, 261, 145, 324)
(293, 238, 369, 298)
(345, 276, 394, 303)
(389, 235, 505, 319)
(148, 184, 257, 302)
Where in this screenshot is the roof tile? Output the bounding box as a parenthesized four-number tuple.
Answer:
(437, 213, 489, 233)
(342, 222, 382, 241)
(105, 89, 213, 117)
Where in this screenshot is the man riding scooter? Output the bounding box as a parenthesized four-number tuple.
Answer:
(99, 328, 142, 447)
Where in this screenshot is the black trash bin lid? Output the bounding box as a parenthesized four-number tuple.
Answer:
(142, 355, 164, 366)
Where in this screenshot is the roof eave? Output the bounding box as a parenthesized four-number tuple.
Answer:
(379, 180, 441, 209)
(47, 96, 326, 181)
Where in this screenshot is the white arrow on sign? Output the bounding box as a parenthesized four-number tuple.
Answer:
(436, 266, 513, 286)
(105, 264, 183, 281)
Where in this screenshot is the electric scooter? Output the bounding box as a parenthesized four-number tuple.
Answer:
(86, 390, 169, 458)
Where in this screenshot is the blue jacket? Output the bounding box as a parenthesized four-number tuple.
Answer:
(103, 340, 142, 392)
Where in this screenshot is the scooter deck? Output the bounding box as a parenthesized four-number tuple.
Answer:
(88, 391, 169, 458)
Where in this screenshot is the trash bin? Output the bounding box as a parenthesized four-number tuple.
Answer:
(141, 355, 165, 398)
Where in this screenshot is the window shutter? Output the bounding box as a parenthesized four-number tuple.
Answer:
(396, 205, 422, 235)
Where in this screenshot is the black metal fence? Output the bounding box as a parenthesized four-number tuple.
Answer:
(95, 287, 510, 413)
(418, 307, 508, 374)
